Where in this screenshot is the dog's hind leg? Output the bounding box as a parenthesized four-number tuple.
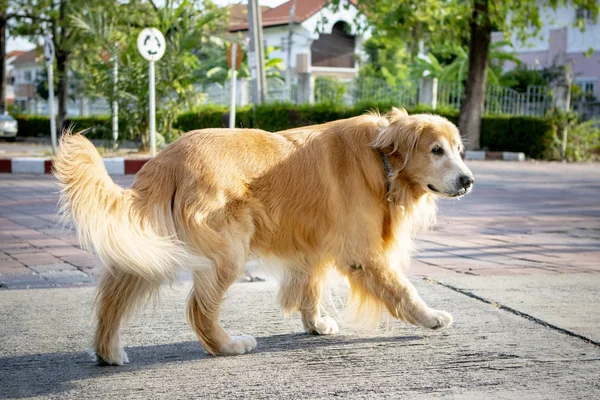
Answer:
(343, 254, 453, 330)
(278, 268, 339, 335)
(186, 232, 256, 356)
(93, 270, 160, 365)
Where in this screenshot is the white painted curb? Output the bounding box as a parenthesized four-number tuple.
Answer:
(11, 158, 48, 174)
(503, 152, 526, 161)
(103, 158, 125, 175)
(465, 151, 486, 160)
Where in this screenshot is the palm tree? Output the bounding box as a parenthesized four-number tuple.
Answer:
(410, 41, 521, 85)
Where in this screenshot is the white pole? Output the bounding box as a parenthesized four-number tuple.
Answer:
(286, 0, 297, 101)
(229, 43, 237, 129)
(149, 60, 156, 157)
(112, 52, 119, 149)
(47, 63, 57, 154)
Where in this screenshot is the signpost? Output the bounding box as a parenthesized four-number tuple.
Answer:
(44, 37, 57, 154)
(137, 28, 166, 157)
(227, 43, 243, 128)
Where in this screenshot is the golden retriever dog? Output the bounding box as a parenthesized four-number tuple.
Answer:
(53, 107, 474, 365)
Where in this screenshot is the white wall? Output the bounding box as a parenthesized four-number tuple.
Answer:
(511, 2, 600, 53)
(262, 0, 369, 71)
(262, 25, 313, 70)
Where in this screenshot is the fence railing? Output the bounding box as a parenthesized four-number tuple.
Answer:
(438, 81, 551, 116)
(197, 77, 553, 117)
(314, 77, 420, 108)
(16, 78, 552, 118)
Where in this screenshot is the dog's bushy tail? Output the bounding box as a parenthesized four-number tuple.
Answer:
(53, 132, 210, 282)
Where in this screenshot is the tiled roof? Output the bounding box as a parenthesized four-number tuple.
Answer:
(229, 0, 357, 32)
(11, 49, 41, 66)
(229, 4, 270, 25)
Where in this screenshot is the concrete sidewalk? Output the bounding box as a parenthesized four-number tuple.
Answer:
(1, 161, 599, 289)
(1, 279, 599, 399)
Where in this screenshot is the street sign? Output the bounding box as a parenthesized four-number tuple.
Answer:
(137, 28, 166, 157)
(137, 28, 166, 62)
(227, 43, 243, 70)
(43, 36, 54, 67)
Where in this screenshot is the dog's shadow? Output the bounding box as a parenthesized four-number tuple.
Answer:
(0, 333, 422, 398)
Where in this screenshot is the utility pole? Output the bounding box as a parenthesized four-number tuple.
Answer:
(286, 0, 297, 101)
(248, 0, 267, 104)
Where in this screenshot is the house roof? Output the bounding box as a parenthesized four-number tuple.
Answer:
(228, 0, 357, 32)
(6, 50, 25, 60)
(229, 4, 270, 26)
(11, 49, 41, 67)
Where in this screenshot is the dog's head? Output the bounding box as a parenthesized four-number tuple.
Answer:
(373, 107, 474, 199)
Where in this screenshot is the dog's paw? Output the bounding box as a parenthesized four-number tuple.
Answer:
(217, 335, 257, 356)
(305, 317, 340, 335)
(92, 347, 130, 366)
(421, 308, 453, 330)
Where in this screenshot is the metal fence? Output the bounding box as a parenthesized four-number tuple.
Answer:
(200, 78, 297, 105)
(438, 81, 551, 116)
(314, 77, 419, 108)
(200, 77, 552, 117)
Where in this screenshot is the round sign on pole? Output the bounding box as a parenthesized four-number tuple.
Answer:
(44, 36, 54, 66)
(137, 28, 166, 62)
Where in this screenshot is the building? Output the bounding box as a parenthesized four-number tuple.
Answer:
(497, 2, 600, 100)
(10, 48, 108, 116)
(11, 49, 42, 113)
(5, 50, 25, 107)
(228, 0, 369, 80)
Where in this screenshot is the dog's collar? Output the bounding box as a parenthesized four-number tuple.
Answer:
(379, 150, 392, 203)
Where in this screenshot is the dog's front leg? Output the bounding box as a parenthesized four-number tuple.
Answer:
(344, 254, 453, 329)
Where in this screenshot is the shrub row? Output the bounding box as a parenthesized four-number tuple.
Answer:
(15, 114, 113, 140)
(14, 102, 556, 159)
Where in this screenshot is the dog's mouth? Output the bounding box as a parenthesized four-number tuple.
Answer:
(427, 184, 440, 193)
(428, 184, 470, 198)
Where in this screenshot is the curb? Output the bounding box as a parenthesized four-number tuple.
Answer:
(465, 151, 525, 161)
(0, 158, 151, 175)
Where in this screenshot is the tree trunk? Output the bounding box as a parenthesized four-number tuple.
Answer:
(458, 0, 492, 150)
(55, 51, 69, 133)
(0, 14, 6, 113)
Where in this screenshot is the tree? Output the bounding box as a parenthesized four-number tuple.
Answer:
(359, 35, 411, 88)
(0, 0, 53, 112)
(201, 44, 284, 85)
(10, 0, 92, 132)
(72, 0, 225, 148)
(335, 0, 598, 149)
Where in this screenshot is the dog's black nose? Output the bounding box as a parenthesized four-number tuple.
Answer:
(458, 175, 474, 189)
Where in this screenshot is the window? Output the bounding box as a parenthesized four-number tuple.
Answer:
(575, 7, 594, 23)
(23, 70, 32, 83)
(575, 79, 596, 102)
(311, 21, 356, 68)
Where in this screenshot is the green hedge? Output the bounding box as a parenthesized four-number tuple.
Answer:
(15, 104, 557, 159)
(15, 115, 112, 140)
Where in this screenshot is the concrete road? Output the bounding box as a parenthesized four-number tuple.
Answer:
(2, 280, 600, 399)
(1, 161, 600, 398)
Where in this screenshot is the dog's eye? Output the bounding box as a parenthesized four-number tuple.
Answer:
(431, 146, 444, 156)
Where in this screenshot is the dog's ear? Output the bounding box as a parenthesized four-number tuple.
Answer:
(372, 116, 422, 169)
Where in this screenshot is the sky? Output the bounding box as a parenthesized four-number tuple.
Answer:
(7, 0, 289, 52)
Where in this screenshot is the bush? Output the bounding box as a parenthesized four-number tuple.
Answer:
(14, 104, 558, 159)
(14, 115, 112, 140)
(480, 115, 556, 159)
(566, 119, 600, 161)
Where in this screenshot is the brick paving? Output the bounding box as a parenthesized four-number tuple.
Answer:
(1, 161, 599, 289)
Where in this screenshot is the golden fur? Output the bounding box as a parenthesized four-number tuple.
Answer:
(53, 107, 473, 364)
